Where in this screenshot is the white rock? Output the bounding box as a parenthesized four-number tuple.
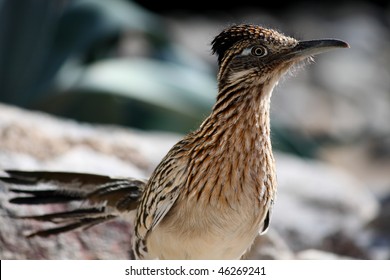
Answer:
(272, 152, 379, 251)
(296, 249, 350, 260)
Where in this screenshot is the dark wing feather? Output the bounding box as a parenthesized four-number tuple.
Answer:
(260, 199, 273, 235)
(0, 170, 146, 237)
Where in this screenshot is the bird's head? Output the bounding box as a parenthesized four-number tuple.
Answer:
(212, 24, 349, 91)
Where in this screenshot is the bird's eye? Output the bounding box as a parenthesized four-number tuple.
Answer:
(251, 45, 267, 57)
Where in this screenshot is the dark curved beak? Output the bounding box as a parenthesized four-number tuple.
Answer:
(286, 39, 349, 60)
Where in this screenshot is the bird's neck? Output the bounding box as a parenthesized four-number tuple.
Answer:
(202, 79, 276, 146)
(185, 79, 277, 207)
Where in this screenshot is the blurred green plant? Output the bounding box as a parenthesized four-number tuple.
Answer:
(0, 0, 215, 133)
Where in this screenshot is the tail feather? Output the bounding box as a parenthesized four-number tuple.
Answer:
(9, 189, 84, 204)
(26, 215, 116, 238)
(0, 170, 146, 237)
(3, 170, 128, 192)
(16, 208, 106, 223)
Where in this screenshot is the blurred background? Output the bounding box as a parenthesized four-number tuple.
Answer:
(0, 0, 389, 259)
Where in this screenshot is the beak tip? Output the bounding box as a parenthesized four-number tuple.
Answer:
(340, 41, 350, 49)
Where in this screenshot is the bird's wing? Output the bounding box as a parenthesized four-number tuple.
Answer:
(133, 143, 187, 258)
(260, 199, 274, 235)
(0, 170, 146, 237)
(133, 174, 182, 259)
(135, 166, 183, 238)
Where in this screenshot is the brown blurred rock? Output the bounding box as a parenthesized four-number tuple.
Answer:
(0, 103, 179, 259)
(320, 230, 370, 259)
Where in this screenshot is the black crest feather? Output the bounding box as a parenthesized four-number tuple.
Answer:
(211, 24, 294, 65)
(211, 24, 263, 65)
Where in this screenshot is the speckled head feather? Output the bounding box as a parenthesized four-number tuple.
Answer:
(211, 24, 296, 65)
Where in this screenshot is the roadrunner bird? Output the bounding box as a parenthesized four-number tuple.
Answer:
(0, 24, 348, 259)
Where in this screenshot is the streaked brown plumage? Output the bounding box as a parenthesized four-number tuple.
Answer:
(0, 24, 348, 259)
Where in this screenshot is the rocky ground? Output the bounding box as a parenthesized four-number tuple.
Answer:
(0, 103, 388, 259)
